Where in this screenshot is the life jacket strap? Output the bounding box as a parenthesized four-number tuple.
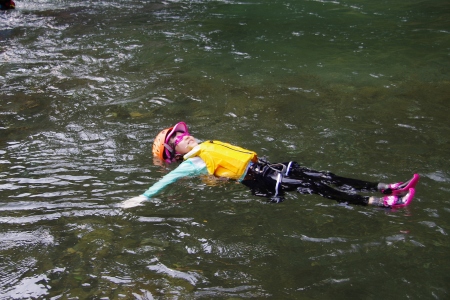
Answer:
(285, 161, 294, 176)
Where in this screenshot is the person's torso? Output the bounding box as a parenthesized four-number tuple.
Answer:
(184, 140, 258, 180)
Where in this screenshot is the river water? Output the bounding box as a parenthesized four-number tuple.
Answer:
(1, 0, 449, 299)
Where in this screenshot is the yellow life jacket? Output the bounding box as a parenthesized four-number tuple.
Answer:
(184, 140, 258, 180)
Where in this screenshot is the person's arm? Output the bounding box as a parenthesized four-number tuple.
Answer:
(120, 157, 207, 208)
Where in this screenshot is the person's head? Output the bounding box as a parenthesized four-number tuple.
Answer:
(152, 122, 198, 163)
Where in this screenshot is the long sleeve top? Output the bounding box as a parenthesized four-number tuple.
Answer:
(142, 157, 208, 199)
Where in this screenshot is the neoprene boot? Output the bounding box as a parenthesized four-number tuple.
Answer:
(372, 188, 415, 208)
(379, 174, 420, 195)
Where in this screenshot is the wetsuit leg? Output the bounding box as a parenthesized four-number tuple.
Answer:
(242, 162, 375, 205)
(279, 176, 369, 205)
(242, 164, 369, 205)
(286, 162, 378, 192)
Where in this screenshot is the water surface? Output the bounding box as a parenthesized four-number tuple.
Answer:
(1, 0, 449, 299)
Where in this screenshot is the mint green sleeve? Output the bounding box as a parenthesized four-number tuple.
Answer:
(142, 158, 207, 199)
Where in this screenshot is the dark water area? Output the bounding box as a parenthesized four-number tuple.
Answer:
(1, 0, 449, 299)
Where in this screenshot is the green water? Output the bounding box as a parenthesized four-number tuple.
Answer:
(1, 0, 449, 299)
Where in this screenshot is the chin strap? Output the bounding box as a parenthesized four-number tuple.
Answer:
(164, 143, 176, 160)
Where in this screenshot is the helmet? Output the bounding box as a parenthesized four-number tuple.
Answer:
(152, 122, 189, 163)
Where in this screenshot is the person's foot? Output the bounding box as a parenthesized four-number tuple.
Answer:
(380, 174, 420, 195)
(380, 188, 415, 208)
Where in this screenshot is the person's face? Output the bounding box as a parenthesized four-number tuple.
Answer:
(171, 132, 198, 155)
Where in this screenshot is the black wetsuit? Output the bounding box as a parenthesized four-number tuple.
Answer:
(242, 161, 378, 204)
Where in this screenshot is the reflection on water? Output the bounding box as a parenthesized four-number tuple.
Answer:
(1, 0, 450, 298)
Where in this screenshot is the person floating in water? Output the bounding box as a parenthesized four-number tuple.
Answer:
(0, 0, 15, 10)
(121, 122, 419, 209)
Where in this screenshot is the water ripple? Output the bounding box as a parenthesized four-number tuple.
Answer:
(147, 260, 204, 286)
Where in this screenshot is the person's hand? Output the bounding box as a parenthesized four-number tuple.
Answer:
(120, 195, 148, 208)
(269, 196, 284, 203)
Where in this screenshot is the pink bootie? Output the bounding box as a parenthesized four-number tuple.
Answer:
(382, 174, 420, 196)
(381, 188, 415, 208)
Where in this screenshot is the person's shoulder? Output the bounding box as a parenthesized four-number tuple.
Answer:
(183, 156, 206, 169)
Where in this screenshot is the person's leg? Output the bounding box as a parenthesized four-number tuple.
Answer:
(242, 161, 417, 207)
(286, 162, 420, 196)
(280, 176, 370, 205)
(285, 162, 378, 191)
(242, 162, 373, 204)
